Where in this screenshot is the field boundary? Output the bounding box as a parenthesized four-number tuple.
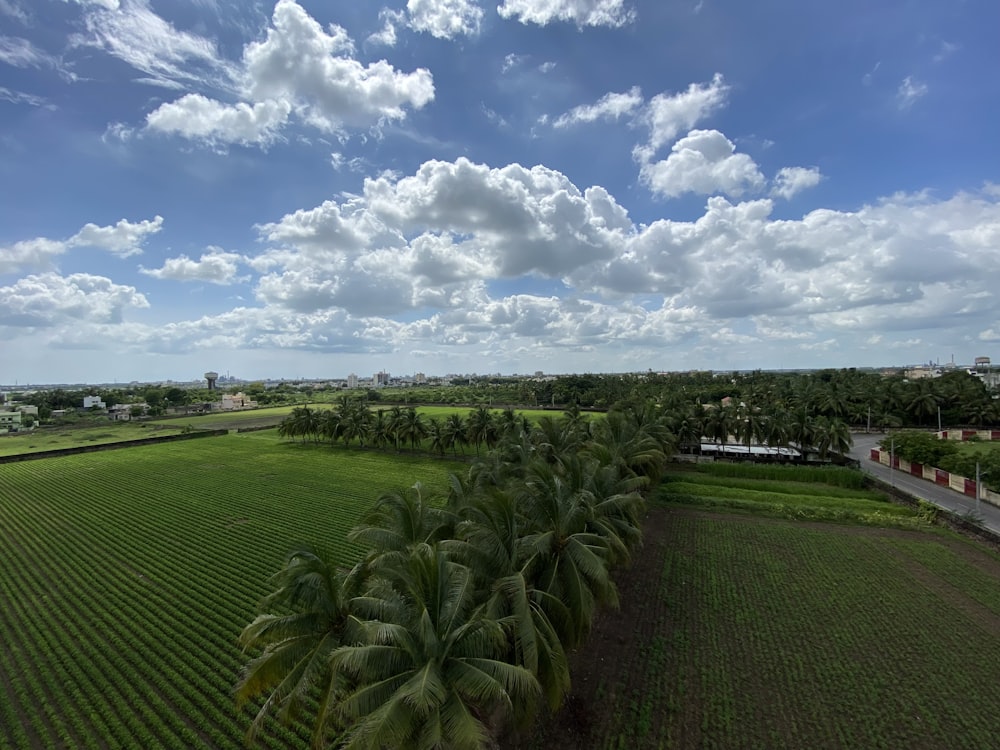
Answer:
(0, 429, 229, 464)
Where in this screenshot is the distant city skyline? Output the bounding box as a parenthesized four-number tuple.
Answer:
(2, 1, 999, 385)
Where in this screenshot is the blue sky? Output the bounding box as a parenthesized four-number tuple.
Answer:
(2, 0, 999, 384)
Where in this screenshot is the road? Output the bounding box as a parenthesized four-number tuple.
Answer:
(849, 433, 1000, 536)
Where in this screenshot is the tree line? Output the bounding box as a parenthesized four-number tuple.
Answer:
(238, 405, 674, 748)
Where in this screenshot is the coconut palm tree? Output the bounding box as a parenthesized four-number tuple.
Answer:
(348, 484, 457, 572)
(401, 407, 428, 450)
(442, 413, 468, 456)
(585, 409, 669, 487)
(235, 549, 369, 748)
(330, 543, 541, 749)
(466, 406, 496, 456)
(447, 488, 571, 712)
(516, 458, 620, 649)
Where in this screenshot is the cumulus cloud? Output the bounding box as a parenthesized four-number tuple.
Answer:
(553, 86, 643, 128)
(498, 0, 635, 28)
(140, 247, 245, 284)
(137, 0, 433, 146)
(771, 166, 823, 200)
(242, 0, 433, 132)
(406, 0, 484, 39)
(0, 216, 163, 273)
(639, 129, 766, 199)
(249, 157, 634, 317)
(145, 95, 291, 147)
(0, 273, 148, 327)
(638, 73, 728, 157)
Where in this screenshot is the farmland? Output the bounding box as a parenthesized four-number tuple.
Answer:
(0, 422, 189, 457)
(0, 432, 464, 750)
(524, 466, 1000, 749)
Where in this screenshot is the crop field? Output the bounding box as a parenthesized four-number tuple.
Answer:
(525, 469, 1000, 749)
(659, 463, 922, 526)
(147, 404, 310, 431)
(0, 432, 464, 750)
(0, 422, 188, 457)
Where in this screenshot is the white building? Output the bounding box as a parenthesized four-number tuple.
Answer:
(83, 395, 106, 409)
(347, 373, 359, 389)
(0, 410, 23, 433)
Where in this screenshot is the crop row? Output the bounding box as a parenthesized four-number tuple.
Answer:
(654, 514, 1000, 748)
(0, 434, 461, 748)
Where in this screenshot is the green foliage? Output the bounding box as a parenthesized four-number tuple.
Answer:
(880, 431, 958, 467)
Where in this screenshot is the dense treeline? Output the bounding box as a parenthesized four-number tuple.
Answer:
(239, 404, 673, 748)
(12, 368, 996, 430)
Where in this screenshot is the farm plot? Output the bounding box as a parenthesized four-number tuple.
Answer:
(523, 506, 1000, 750)
(0, 422, 189, 456)
(0, 432, 463, 750)
(660, 463, 920, 526)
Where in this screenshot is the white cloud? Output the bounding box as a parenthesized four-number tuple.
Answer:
(0, 86, 49, 107)
(0, 238, 69, 275)
(497, 0, 635, 28)
(140, 0, 434, 147)
(406, 0, 484, 39)
(367, 8, 404, 46)
(0, 273, 148, 328)
(638, 73, 728, 156)
(639, 129, 766, 199)
(0, 35, 75, 79)
(140, 248, 245, 284)
(242, 0, 434, 132)
(897, 76, 928, 109)
(64, 0, 120, 9)
(70, 0, 232, 89)
(69, 216, 164, 257)
(0, 216, 162, 274)
(0, 1, 31, 23)
(553, 86, 643, 128)
(145, 95, 291, 147)
(250, 157, 634, 316)
(771, 166, 823, 200)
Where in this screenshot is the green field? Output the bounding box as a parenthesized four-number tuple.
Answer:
(0, 432, 464, 750)
(0, 422, 188, 456)
(660, 463, 924, 526)
(528, 466, 1000, 749)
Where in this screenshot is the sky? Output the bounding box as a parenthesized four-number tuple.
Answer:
(1, 0, 999, 385)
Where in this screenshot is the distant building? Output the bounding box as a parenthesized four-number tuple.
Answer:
(347, 373, 359, 389)
(374, 371, 390, 387)
(219, 392, 258, 411)
(0, 410, 23, 433)
(414, 372, 426, 384)
(904, 367, 940, 380)
(83, 395, 106, 409)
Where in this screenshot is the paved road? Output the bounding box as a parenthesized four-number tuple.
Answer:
(849, 433, 1000, 536)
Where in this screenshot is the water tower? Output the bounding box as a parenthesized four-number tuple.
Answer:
(205, 371, 219, 390)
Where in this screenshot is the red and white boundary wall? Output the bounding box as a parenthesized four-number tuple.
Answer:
(937, 429, 1000, 441)
(869, 449, 1000, 509)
